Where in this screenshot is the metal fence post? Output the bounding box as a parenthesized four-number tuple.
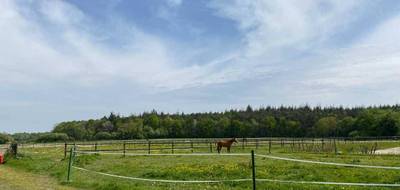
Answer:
(67, 147, 75, 182)
(251, 150, 256, 190)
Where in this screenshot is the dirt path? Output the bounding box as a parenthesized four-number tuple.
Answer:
(375, 147, 400, 155)
(0, 165, 79, 190)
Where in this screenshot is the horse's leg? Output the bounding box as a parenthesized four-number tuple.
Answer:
(217, 145, 221, 153)
(227, 146, 231, 153)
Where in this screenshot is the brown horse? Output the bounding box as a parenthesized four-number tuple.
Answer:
(216, 138, 238, 153)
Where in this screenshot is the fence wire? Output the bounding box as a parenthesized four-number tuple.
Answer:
(73, 166, 400, 187)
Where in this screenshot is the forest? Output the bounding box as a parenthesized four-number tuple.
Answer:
(4, 105, 400, 143)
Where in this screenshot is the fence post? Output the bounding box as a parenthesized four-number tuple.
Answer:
(242, 138, 245, 150)
(64, 142, 67, 159)
(268, 140, 271, 154)
(148, 141, 151, 154)
(94, 142, 98, 152)
(251, 150, 256, 190)
(209, 142, 213, 153)
(123, 142, 126, 157)
(256, 139, 259, 149)
(10, 143, 18, 158)
(191, 141, 194, 153)
(334, 138, 337, 155)
(67, 147, 75, 182)
(291, 139, 295, 152)
(172, 141, 174, 154)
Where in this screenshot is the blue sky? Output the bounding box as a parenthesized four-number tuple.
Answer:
(1, 0, 400, 133)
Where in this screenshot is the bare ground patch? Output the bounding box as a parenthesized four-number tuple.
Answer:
(375, 147, 400, 155)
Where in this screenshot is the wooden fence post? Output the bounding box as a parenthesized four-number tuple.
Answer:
(268, 140, 271, 154)
(242, 138, 245, 150)
(123, 142, 126, 157)
(148, 141, 151, 154)
(209, 142, 213, 153)
(291, 139, 295, 152)
(11, 143, 18, 158)
(334, 138, 337, 155)
(256, 139, 259, 149)
(172, 141, 174, 154)
(191, 141, 194, 153)
(64, 142, 67, 159)
(95, 142, 98, 152)
(251, 150, 256, 190)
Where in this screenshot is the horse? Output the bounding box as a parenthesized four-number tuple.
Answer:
(216, 138, 238, 153)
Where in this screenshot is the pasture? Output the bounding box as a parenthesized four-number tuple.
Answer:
(4, 138, 400, 190)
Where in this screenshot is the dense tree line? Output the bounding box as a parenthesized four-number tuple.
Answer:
(45, 105, 400, 142)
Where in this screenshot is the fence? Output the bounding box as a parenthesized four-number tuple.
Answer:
(67, 148, 400, 189)
(60, 137, 400, 158)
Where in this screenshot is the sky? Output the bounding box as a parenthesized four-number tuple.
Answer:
(1, 0, 400, 133)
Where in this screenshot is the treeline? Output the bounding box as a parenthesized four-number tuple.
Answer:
(0, 133, 14, 144)
(0, 132, 69, 144)
(46, 105, 400, 142)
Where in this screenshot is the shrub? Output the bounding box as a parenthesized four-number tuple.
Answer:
(35, 133, 69, 143)
(0, 133, 13, 144)
(94, 132, 114, 140)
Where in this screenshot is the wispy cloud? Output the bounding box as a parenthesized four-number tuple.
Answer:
(304, 14, 400, 89)
(1, 0, 400, 132)
(0, 0, 264, 91)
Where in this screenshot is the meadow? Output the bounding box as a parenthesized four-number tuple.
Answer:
(4, 138, 400, 190)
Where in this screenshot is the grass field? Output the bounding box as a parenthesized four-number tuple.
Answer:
(3, 140, 400, 190)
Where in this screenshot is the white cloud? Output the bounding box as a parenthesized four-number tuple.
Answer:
(0, 0, 193, 89)
(209, 0, 400, 104)
(166, 0, 183, 8)
(304, 15, 400, 89)
(0, 0, 262, 90)
(1, 0, 399, 97)
(209, 0, 360, 57)
(2, 0, 400, 132)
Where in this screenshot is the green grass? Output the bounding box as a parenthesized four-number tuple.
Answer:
(4, 140, 400, 190)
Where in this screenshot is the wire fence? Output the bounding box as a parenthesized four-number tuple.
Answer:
(73, 166, 400, 187)
(68, 148, 400, 188)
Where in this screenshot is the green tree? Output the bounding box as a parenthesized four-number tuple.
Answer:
(337, 116, 356, 137)
(376, 113, 399, 136)
(313, 117, 338, 137)
(259, 116, 277, 137)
